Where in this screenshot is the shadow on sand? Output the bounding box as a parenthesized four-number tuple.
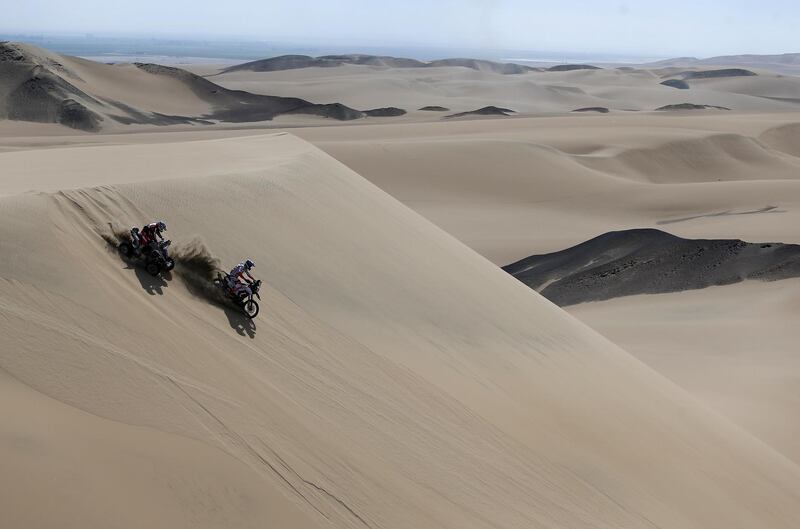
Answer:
(132, 265, 169, 295)
(101, 229, 171, 295)
(224, 306, 257, 338)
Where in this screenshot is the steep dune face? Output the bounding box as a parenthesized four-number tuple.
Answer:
(1, 133, 800, 529)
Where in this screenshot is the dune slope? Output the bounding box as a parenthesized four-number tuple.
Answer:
(1, 133, 800, 529)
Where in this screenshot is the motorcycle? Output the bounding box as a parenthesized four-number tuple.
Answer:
(118, 238, 175, 276)
(213, 273, 261, 319)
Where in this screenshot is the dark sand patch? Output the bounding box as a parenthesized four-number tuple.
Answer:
(445, 106, 515, 118)
(504, 228, 800, 305)
(655, 103, 731, 111)
(223, 54, 533, 75)
(547, 64, 602, 72)
(364, 107, 407, 117)
(680, 68, 757, 79)
(660, 79, 690, 89)
(572, 107, 609, 113)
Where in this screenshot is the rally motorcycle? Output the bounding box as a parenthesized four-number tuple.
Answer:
(213, 273, 262, 319)
(118, 238, 175, 277)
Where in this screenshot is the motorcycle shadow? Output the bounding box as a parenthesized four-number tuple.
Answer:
(175, 271, 257, 339)
(102, 232, 171, 295)
(224, 307, 256, 339)
(133, 265, 170, 295)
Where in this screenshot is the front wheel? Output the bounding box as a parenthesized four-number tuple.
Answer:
(243, 299, 259, 319)
(118, 242, 133, 258)
(145, 261, 161, 276)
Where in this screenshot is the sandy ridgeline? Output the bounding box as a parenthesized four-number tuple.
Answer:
(1, 132, 800, 529)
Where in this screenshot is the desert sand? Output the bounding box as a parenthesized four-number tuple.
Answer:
(290, 112, 800, 467)
(2, 44, 800, 528)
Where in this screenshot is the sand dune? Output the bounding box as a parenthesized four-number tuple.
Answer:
(294, 113, 800, 259)
(0, 369, 318, 529)
(287, 111, 800, 470)
(3, 41, 800, 528)
(3, 132, 800, 528)
(571, 279, 800, 464)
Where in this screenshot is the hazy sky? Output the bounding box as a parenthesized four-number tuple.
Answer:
(3, 0, 799, 57)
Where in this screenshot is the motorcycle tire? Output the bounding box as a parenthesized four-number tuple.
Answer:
(243, 299, 259, 319)
(145, 262, 161, 277)
(118, 242, 133, 258)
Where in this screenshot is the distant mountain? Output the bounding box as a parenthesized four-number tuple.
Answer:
(0, 42, 406, 131)
(220, 54, 427, 72)
(426, 58, 533, 74)
(646, 53, 800, 75)
(223, 54, 538, 75)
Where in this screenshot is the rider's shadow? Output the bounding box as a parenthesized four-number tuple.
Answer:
(103, 232, 170, 296)
(224, 306, 256, 338)
(175, 270, 257, 338)
(133, 265, 169, 295)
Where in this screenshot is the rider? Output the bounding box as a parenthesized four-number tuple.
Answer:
(131, 220, 166, 255)
(227, 259, 256, 295)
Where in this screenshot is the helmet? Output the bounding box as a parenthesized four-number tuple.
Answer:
(244, 259, 255, 270)
(156, 221, 167, 231)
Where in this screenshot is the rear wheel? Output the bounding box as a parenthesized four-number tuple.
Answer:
(243, 299, 259, 319)
(145, 261, 161, 276)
